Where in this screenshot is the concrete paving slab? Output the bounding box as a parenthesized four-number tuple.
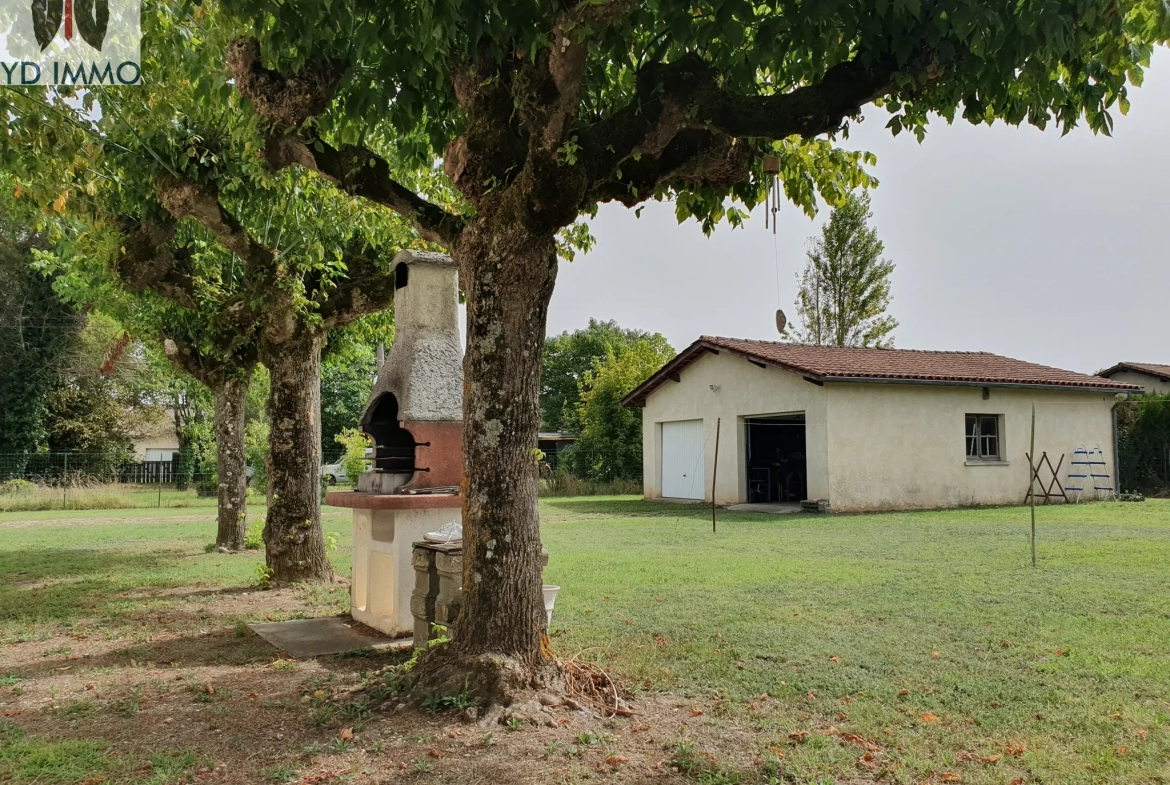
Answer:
(249, 616, 410, 658)
(724, 502, 803, 514)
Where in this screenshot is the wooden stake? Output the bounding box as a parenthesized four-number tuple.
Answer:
(1029, 403, 1037, 568)
(711, 417, 721, 533)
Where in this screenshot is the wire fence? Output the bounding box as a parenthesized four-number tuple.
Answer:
(0, 452, 226, 512)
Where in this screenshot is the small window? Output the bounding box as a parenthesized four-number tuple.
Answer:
(965, 414, 1001, 460)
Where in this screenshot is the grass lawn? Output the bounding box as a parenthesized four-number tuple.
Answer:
(1, 498, 1167, 784)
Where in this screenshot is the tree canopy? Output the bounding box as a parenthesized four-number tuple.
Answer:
(541, 319, 652, 433)
(786, 191, 897, 347)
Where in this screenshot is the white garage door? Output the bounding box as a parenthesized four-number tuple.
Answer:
(661, 420, 705, 500)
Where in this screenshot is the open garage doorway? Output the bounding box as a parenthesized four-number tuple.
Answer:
(745, 414, 807, 503)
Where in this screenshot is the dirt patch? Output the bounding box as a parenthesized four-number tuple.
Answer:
(0, 513, 218, 529)
(0, 581, 810, 784)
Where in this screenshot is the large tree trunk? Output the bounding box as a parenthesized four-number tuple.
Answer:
(449, 220, 559, 671)
(212, 373, 251, 552)
(261, 332, 332, 584)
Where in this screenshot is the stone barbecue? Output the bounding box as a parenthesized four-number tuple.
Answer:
(325, 250, 464, 638)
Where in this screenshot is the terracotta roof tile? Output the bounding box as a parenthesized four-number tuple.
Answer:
(623, 337, 1141, 406)
(1098, 361, 1170, 380)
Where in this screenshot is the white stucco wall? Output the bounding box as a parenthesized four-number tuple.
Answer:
(823, 383, 1118, 512)
(1102, 369, 1169, 395)
(640, 351, 829, 504)
(638, 352, 1119, 512)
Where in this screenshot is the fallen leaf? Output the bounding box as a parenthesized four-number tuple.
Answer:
(979, 754, 1001, 765)
(1010, 780, 1026, 785)
(632, 724, 651, 732)
(766, 746, 786, 759)
(1136, 729, 1148, 739)
(788, 731, 808, 743)
(689, 709, 703, 717)
(806, 690, 818, 700)
(941, 773, 962, 782)
(605, 755, 628, 767)
(840, 696, 853, 704)
(837, 712, 848, 721)
(1034, 713, 1045, 720)
(955, 750, 974, 762)
(1003, 742, 1026, 757)
(920, 713, 940, 723)
(204, 684, 214, 696)
(1117, 745, 1129, 756)
(653, 636, 666, 645)
(897, 689, 910, 697)
(13, 183, 23, 199)
(1055, 649, 1067, 657)
(829, 655, 841, 663)
(856, 752, 881, 770)
(932, 648, 941, 659)
(625, 620, 633, 625)
(85, 684, 95, 690)
(427, 749, 441, 759)
(338, 728, 353, 741)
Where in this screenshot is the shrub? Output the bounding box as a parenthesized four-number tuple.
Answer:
(333, 428, 371, 485)
(244, 521, 264, 550)
(0, 479, 36, 496)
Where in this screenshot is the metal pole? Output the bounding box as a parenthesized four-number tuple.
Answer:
(711, 418, 721, 534)
(62, 453, 68, 510)
(1029, 404, 1037, 568)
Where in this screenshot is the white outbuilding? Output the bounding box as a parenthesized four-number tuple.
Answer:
(622, 337, 1141, 512)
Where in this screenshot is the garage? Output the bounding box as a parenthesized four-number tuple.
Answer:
(660, 419, 705, 499)
(745, 413, 807, 503)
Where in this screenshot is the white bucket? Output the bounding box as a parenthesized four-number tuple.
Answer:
(542, 584, 560, 627)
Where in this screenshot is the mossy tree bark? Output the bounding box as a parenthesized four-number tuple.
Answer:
(261, 331, 332, 584)
(212, 372, 251, 551)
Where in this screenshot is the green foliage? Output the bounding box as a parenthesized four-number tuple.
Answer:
(253, 562, 275, 589)
(0, 480, 35, 497)
(420, 681, 476, 714)
(564, 335, 675, 482)
(244, 521, 264, 550)
(542, 320, 654, 433)
(333, 428, 371, 485)
(785, 192, 897, 348)
(0, 221, 80, 460)
(245, 420, 270, 497)
(218, 0, 1169, 234)
(1117, 394, 1170, 494)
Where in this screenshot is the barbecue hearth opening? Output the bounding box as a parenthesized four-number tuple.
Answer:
(364, 393, 416, 476)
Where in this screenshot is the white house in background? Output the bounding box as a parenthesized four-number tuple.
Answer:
(622, 337, 1141, 512)
(1097, 362, 1170, 395)
(132, 414, 180, 462)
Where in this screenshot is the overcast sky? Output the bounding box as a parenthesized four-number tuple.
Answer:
(544, 49, 1170, 376)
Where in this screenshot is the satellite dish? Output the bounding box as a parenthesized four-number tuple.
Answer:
(775, 309, 787, 335)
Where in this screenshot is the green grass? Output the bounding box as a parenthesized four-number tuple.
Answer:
(0, 720, 200, 784)
(1, 497, 1168, 784)
(0, 505, 353, 641)
(541, 497, 1170, 784)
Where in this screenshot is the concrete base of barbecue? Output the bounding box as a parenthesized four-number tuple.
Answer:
(325, 491, 462, 637)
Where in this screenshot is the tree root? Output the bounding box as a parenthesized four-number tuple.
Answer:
(403, 646, 574, 727)
(400, 646, 635, 727)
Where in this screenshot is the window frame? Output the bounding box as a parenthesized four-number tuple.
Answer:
(965, 413, 1003, 462)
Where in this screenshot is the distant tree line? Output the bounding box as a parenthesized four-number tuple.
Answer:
(541, 319, 674, 483)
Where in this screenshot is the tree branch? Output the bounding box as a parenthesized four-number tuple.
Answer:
(225, 37, 346, 128)
(316, 241, 397, 328)
(583, 51, 911, 207)
(113, 219, 201, 310)
(227, 37, 465, 248)
(155, 174, 275, 275)
(266, 135, 464, 248)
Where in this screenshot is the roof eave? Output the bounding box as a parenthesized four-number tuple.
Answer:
(819, 376, 1141, 394)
